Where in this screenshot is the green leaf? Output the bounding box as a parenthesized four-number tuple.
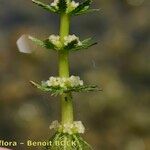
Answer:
(32, 0, 57, 13)
(29, 36, 56, 51)
(46, 133, 93, 149)
(82, 38, 97, 47)
(30, 81, 64, 96)
(82, 38, 93, 44)
(30, 81, 51, 92)
(70, 0, 92, 15)
(75, 8, 100, 15)
(30, 80, 101, 96)
(28, 36, 45, 47)
(43, 39, 55, 50)
(68, 38, 97, 52)
(29, 36, 97, 52)
(63, 39, 78, 50)
(66, 85, 101, 93)
(58, 0, 67, 12)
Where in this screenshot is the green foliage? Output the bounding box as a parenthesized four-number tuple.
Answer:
(28, 36, 44, 47)
(29, 36, 56, 50)
(70, 0, 91, 15)
(32, 0, 58, 13)
(44, 39, 56, 50)
(45, 132, 93, 150)
(30, 81, 101, 96)
(2, 0, 150, 149)
(73, 8, 100, 16)
(68, 38, 97, 52)
(32, 0, 99, 16)
(29, 36, 97, 52)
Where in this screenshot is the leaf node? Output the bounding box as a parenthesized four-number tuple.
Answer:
(30, 81, 101, 96)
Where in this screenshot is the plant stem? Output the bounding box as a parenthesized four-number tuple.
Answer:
(59, 13, 74, 124)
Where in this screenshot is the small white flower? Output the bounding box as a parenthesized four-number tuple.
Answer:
(49, 35, 59, 43)
(70, 1, 79, 8)
(64, 35, 82, 46)
(48, 34, 82, 49)
(51, 0, 59, 9)
(70, 76, 84, 87)
(63, 123, 73, 134)
(47, 76, 58, 86)
(49, 120, 85, 134)
(77, 41, 83, 46)
(61, 77, 70, 87)
(46, 76, 84, 88)
(67, 1, 79, 13)
(79, 80, 84, 86)
(49, 120, 60, 130)
(73, 121, 85, 134)
(70, 75, 79, 87)
(49, 35, 62, 48)
(50, 0, 79, 13)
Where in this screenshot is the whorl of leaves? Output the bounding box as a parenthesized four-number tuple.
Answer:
(45, 132, 93, 150)
(30, 81, 101, 96)
(32, 0, 99, 16)
(29, 36, 97, 52)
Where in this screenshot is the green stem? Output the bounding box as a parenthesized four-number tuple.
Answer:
(59, 13, 74, 124)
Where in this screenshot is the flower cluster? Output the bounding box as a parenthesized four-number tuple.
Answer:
(64, 35, 82, 46)
(49, 34, 82, 49)
(49, 120, 85, 134)
(46, 76, 83, 88)
(50, 0, 59, 9)
(32, 0, 98, 16)
(50, 0, 79, 13)
(49, 35, 62, 48)
(67, 1, 79, 13)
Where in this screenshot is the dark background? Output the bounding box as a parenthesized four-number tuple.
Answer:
(0, 0, 150, 150)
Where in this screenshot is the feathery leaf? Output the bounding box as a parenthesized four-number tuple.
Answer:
(32, 0, 57, 13)
(68, 38, 97, 52)
(29, 36, 56, 51)
(75, 8, 100, 15)
(70, 0, 92, 15)
(30, 80, 101, 96)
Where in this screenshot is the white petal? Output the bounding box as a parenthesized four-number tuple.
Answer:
(16, 34, 34, 53)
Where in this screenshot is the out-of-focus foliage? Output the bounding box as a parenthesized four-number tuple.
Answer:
(0, 0, 149, 150)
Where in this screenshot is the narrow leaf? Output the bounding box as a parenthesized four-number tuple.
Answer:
(43, 39, 55, 50)
(29, 36, 56, 51)
(29, 36, 44, 47)
(75, 8, 100, 15)
(30, 81, 101, 96)
(32, 0, 57, 13)
(71, 0, 92, 15)
(30, 81, 52, 92)
(68, 38, 98, 52)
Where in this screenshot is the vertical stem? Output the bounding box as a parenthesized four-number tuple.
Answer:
(59, 13, 73, 124)
(59, 13, 70, 42)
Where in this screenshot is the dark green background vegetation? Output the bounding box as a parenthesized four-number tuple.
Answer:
(0, 0, 149, 149)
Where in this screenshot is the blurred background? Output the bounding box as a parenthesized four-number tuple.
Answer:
(0, 0, 150, 150)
